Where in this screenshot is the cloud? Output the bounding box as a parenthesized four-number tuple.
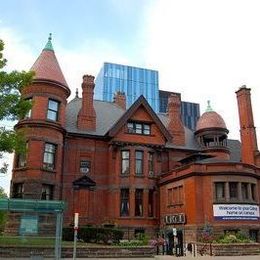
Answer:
(140, 0, 260, 141)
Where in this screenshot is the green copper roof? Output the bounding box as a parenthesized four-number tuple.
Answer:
(43, 33, 54, 51)
(206, 100, 213, 112)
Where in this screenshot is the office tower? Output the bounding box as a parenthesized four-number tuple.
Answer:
(95, 62, 159, 112)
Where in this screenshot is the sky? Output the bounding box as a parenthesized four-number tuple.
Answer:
(1, 0, 260, 193)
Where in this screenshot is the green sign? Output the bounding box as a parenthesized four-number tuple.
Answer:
(19, 215, 38, 235)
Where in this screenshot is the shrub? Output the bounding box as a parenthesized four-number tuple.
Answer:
(62, 226, 124, 244)
(214, 232, 252, 244)
(119, 239, 145, 247)
(62, 227, 74, 241)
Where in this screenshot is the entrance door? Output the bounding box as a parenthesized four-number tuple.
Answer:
(176, 230, 184, 256)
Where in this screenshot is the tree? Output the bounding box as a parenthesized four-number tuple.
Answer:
(0, 39, 34, 174)
(0, 186, 7, 233)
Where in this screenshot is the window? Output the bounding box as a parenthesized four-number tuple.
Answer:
(135, 189, 143, 216)
(41, 184, 54, 200)
(229, 182, 238, 199)
(148, 189, 154, 217)
(121, 151, 130, 175)
(120, 189, 129, 216)
(135, 151, 143, 175)
(148, 152, 154, 175)
(168, 186, 184, 205)
(16, 142, 28, 168)
(24, 98, 32, 119)
(12, 183, 24, 198)
(251, 184, 256, 201)
(168, 188, 173, 205)
(47, 99, 59, 121)
(241, 183, 249, 200)
(43, 143, 56, 170)
(127, 122, 151, 135)
(215, 182, 225, 201)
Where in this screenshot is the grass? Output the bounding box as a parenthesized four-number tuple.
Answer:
(0, 236, 72, 247)
(0, 236, 111, 248)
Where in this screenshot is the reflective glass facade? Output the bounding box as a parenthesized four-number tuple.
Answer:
(95, 62, 159, 112)
(159, 90, 200, 131)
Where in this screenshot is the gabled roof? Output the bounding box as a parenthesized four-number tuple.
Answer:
(107, 95, 172, 142)
(73, 175, 96, 189)
(65, 97, 200, 150)
(31, 35, 69, 89)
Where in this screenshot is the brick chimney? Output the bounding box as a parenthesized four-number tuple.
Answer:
(77, 75, 96, 130)
(167, 93, 185, 145)
(113, 91, 126, 110)
(236, 86, 259, 165)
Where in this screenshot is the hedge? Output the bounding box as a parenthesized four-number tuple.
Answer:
(63, 226, 124, 244)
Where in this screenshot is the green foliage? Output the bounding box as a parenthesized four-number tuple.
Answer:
(198, 223, 214, 243)
(62, 226, 124, 244)
(214, 231, 252, 244)
(0, 39, 33, 170)
(0, 187, 8, 233)
(119, 239, 145, 247)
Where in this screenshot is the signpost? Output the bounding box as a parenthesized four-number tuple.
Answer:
(73, 213, 79, 260)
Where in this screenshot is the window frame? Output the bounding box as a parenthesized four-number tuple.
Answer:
(127, 121, 151, 135)
(12, 183, 24, 198)
(148, 189, 154, 217)
(135, 189, 143, 217)
(121, 150, 130, 175)
(16, 142, 28, 168)
(120, 188, 129, 216)
(41, 184, 54, 200)
(47, 99, 59, 121)
(43, 143, 57, 171)
(215, 182, 226, 201)
(148, 152, 154, 175)
(135, 150, 144, 176)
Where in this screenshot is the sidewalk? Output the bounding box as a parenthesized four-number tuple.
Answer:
(2, 255, 260, 259)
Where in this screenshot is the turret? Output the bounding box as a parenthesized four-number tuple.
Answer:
(195, 101, 230, 160)
(11, 34, 70, 201)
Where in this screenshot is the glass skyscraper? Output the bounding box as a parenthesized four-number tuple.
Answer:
(159, 90, 200, 131)
(95, 62, 159, 112)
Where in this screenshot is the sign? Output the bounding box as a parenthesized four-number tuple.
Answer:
(165, 213, 185, 224)
(213, 204, 260, 220)
(19, 215, 38, 235)
(80, 160, 90, 174)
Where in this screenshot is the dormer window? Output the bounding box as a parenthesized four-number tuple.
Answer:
(47, 99, 59, 121)
(127, 121, 151, 135)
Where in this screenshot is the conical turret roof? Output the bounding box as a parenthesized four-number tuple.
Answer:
(31, 34, 68, 88)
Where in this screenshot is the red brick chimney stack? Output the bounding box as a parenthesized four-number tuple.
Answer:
(236, 86, 259, 165)
(114, 91, 126, 110)
(77, 75, 96, 130)
(167, 93, 185, 145)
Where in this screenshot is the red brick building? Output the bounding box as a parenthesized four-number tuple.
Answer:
(10, 37, 260, 247)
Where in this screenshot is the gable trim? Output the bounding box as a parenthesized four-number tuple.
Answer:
(107, 95, 172, 142)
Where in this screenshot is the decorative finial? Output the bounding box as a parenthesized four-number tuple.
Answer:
(43, 33, 54, 51)
(206, 100, 213, 112)
(76, 88, 79, 98)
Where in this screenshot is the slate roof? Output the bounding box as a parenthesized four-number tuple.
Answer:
(65, 97, 241, 161)
(65, 97, 125, 136)
(65, 97, 200, 149)
(31, 44, 68, 88)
